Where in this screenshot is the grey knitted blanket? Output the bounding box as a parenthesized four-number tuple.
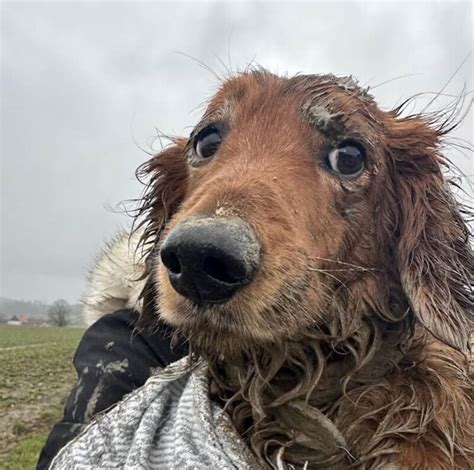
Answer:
(50, 357, 260, 469)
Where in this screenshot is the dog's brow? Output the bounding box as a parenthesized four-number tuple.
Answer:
(303, 103, 346, 136)
(202, 97, 236, 126)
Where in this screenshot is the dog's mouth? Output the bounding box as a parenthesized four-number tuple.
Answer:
(157, 257, 324, 353)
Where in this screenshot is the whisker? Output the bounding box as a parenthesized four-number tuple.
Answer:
(174, 50, 222, 82)
(310, 256, 382, 272)
(314, 268, 379, 273)
(307, 267, 350, 291)
(369, 73, 423, 90)
(421, 53, 472, 113)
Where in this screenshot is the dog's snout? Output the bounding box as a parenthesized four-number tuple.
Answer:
(160, 217, 260, 304)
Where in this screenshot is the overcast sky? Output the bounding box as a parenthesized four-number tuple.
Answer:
(1, 1, 472, 303)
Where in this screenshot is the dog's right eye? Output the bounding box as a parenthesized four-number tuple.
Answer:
(326, 140, 366, 177)
(194, 126, 222, 161)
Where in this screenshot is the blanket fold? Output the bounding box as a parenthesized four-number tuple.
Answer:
(50, 357, 261, 470)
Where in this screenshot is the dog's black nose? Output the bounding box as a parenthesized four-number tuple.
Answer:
(160, 217, 260, 304)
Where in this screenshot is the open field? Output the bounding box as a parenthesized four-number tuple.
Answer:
(0, 325, 85, 469)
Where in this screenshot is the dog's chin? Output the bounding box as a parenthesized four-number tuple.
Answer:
(156, 265, 328, 358)
(161, 297, 274, 337)
(158, 299, 281, 360)
(158, 291, 325, 361)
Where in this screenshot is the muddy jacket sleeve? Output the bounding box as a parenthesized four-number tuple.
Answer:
(36, 308, 188, 470)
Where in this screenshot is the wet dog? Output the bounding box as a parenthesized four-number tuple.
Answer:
(135, 70, 473, 468)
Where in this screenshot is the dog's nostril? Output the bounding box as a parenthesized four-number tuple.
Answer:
(162, 251, 182, 275)
(160, 217, 260, 304)
(203, 256, 240, 284)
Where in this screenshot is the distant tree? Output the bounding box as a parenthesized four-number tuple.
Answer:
(48, 299, 71, 327)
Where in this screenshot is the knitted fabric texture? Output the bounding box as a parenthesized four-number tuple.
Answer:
(49, 356, 260, 470)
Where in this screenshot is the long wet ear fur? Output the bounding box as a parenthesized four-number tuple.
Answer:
(133, 138, 189, 324)
(383, 113, 473, 353)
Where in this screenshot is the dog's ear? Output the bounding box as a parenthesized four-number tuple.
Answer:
(384, 114, 472, 353)
(134, 138, 189, 323)
(135, 137, 189, 249)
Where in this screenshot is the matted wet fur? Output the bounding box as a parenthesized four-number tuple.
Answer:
(133, 70, 473, 469)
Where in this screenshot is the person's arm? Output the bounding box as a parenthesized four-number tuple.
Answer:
(37, 308, 187, 470)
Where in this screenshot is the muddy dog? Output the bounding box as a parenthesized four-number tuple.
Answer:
(112, 70, 471, 468)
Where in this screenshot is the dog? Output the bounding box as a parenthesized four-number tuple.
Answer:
(93, 70, 472, 469)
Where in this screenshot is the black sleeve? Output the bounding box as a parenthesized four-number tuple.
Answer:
(37, 309, 188, 470)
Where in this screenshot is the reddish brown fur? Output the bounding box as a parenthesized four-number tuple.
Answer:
(135, 70, 473, 469)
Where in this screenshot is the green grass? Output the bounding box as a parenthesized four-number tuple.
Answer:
(0, 433, 49, 470)
(0, 324, 83, 349)
(0, 325, 85, 469)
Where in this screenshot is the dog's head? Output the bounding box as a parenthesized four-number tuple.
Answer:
(137, 70, 472, 358)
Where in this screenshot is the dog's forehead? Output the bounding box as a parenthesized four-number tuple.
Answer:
(214, 71, 374, 106)
(205, 71, 380, 128)
(285, 73, 373, 101)
(202, 71, 382, 147)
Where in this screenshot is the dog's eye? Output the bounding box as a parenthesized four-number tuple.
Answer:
(327, 141, 365, 176)
(194, 126, 222, 160)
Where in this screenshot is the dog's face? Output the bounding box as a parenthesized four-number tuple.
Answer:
(140, 71, 471, 357)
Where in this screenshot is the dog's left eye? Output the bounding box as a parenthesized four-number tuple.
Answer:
(194, 126, 222, 160)
(327, 141, 365, 176)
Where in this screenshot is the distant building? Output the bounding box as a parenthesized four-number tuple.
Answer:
(7, 314, 29, 325)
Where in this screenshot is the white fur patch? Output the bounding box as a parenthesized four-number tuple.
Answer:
(82, 231, 146, 326)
